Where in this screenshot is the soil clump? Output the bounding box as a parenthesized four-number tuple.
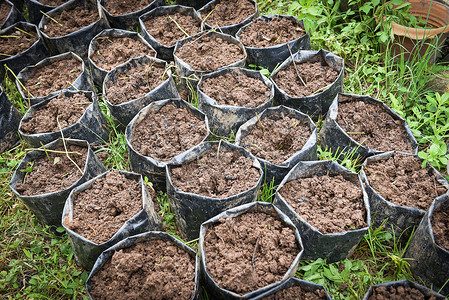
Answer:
(39, 0, 68, 6)
(41, 5, 99, 37)
(431, 204, 449, 250)
(201, 0, 255, 27)
(103, 0, 151, 15)
(262, 285, 328, 300)
(368, 285, 438, 300)
(0, 26, 38, 58)
(0, 1, 11, 25)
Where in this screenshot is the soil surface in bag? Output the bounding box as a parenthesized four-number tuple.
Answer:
(431, 205, 449, 250)
(15, 144, 87, 196)
(131, 104, 207, 161)
(200, 69, 270, 108)
(144, 11, 202, 47)
(90, 36, 155, 71)
(204, 212, 300, 295)
(20, 93, 91, 134)
(41, 5, 99, 37)
(170, 146, 259, 198)
(90, 239, 196, 300)
(240, 112, 311, 164)
(176, 34, 245, 71)
(23, 56, 82, 98)
(0, 2, 11, 24)
(103, 0, 151, 15)
(262, 285, 328, 300)
(239, 17, 306, 48)
(0, 27, 38, 58)
(39, 0, 69, 6)
(201, 0, 255, 27)
(364, 153, 446, 210)
(368, 285, 438, 300)
(279, 174, 367, 234)
(105, 63, 165, 105)
(64, 171, 142, 245)
(337, 99, 414, 153)
(274, 59, 338, 98)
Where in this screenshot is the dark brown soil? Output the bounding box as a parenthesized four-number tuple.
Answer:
(200, 69, 270, 107)
(14, 144, 87, 196)
(89, 239, 196, 300)
(64, 171, 142, 244)
(23, 56, 82, 98)
(337, 97, 415, 153)
(0, 26, 38, 59)
(0, 1, 11, 25)
(431, 204, 449, 250)
(369, 285, 438, 300)
(262, 285, 328, 300)
(39, 0, 68, 6)
(364, 153, 446, 210)
(274, 59, 339, 98)
(204, 211, 300, 295)
(279, 174, 367, 234)
(201, 0, 255, 27)
(20, 93, 90, 134)
(170, 146, 260, 199)
(90, 36, 155, 71)
(239, 17, 306, 47)
(131, 104, 208, 161)
(41, 5, 99, 37)
(175, 34, 245, 71)
(104, 0, 152, 16)
(240, 112, 311, 164)
(144, 12, 202, 47)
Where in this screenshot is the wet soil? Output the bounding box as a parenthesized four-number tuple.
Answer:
(274, 59, 338, 98)
(39, 0, 68, 6)
(170, 146, 260, 199)
(23, 55, 82, 98)
(103, 0, 152, 16)
(90, 239, 195, 300)
(90, 36, 155, 71)
(239, 17, 306, 48)
(0, 26, 38, 58)
(64, 171, 142, 244)
(41, 5, 99, 37)
(364, 153, 447, 210)
(200, 69, 270, 108)
(431, 204, 449, 250)
(337, 97, 415, 153)
(240, 112, 311, 164)
(262, 285, 328, 300)
(201, 0, 255, 27)
(20, 92, 90, 134)
(14, 144, 87, 196)
(369, 285, 438, 300)
(143, 11, 202, 47)
(105, 62, 166, 105)
(0, 1, 11, 25)
(132, 104, 207, 162)
(175, 34, 245, 71)
(279, 174, 367, 234)
(204, 211, 300, 295)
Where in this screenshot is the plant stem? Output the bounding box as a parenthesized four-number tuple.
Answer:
(202, 8, 216, 24)
(40, 10, 63, 27)
(168, 16, 189, 37)
(40, 142, 51, 161)
(56, 116, 83, 174)
(14, 26, 35, 37)
(255, 112, 265, 133)
(287, 42, 307, 86)
(4, 65, 34, 101)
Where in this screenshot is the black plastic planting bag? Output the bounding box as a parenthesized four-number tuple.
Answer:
(198, 0, 258, 36)
(174, 0, 209, 9)
(0, 86, 21, 153)
(252, 277, 331, 300)
(16, 52, 94, 106)
(405, 195, 449, 296)
(85, 231, 200, 299)
(99, 0, 164, 30)
(271, 49, 344, 120)
(0, 22, 49, 83)
(199, 202, 303, 300)
(274, 160, 370, 262)
(61, 170, 162, 270)
(18, 90, 109, 147)
(235, 105, 317, 186)
(360, 151, 448, 243)
(103, 56, 180, 126)
(1, 0, 25, 28)
(197, 67, 274, 137)
(38, 0, 110, 59)
(320, 93, 419, 162)
(88, 29, 157, 86)
(139, 5, 203, 62)
(236, 15, 311, 72)
(126, 98, 209, 192)
(25, 0, 66, 25)
(362, 279, 447, 300)
(9, 138, 107, 226)
(166, 141, 263, 241)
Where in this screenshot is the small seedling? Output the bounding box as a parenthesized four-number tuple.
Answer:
(168, 16, 189, 37)
(40, 10, 63, 27)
